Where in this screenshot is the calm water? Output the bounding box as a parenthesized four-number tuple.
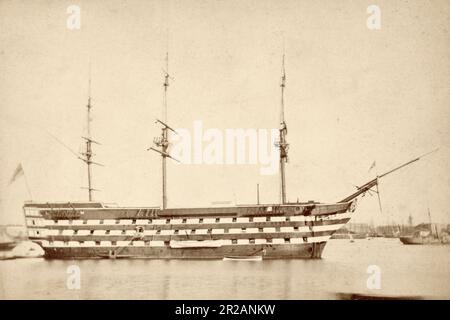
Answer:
(1, 238, 449, 299)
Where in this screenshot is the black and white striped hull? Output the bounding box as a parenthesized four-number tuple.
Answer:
(23, 202, 353, 259)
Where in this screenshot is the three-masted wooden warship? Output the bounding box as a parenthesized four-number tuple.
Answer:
(23, 56, 428, 259)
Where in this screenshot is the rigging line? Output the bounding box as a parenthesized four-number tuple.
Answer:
(43, 129, 80, 159)
(0, 114, 78, 159)
(88, 61, 92, 99)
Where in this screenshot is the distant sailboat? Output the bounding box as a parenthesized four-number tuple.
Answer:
(400, 208, 449, 245)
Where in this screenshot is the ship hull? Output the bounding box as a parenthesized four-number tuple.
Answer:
(23, 201, 353, 260)
(42, 242, 327, 259)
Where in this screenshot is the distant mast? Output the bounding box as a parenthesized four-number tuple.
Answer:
(278, 55, 289, 204)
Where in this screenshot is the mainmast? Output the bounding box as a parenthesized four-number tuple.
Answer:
(277, 55, 289, 204)
(79, 76, 102, 201)
(148, 53, 179, 210)
(162, 53, 169, 209)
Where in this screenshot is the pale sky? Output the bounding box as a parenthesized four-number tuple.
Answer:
(1, 0, 449, 226)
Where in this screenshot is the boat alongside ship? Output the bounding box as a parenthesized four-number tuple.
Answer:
(0, 225, 43, 259)
(22, 56, 434, 260)
(0, 241, 17, 251)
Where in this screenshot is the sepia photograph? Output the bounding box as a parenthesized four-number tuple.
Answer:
(0, 0, 449, 306)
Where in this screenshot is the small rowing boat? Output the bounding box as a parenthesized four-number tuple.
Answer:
(223, 256, 262, 261)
